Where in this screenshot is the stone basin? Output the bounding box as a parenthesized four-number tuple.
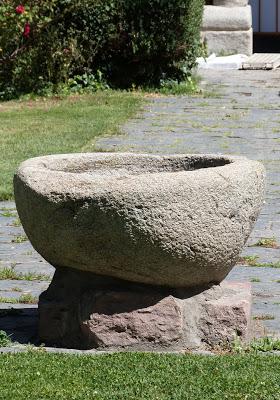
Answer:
(14, 153, 265, 288)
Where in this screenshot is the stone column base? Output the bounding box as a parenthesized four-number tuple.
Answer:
(213, 0, 249, 6)
(201, 29, 253, 56)
(39, 268, 252, 351)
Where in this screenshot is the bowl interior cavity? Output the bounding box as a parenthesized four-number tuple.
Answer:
(44, 155, 232, 176)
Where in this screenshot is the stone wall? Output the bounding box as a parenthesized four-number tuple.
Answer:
(201, 0, 253, 56)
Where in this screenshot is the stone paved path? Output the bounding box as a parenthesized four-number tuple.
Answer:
(0, 69, 279, 344)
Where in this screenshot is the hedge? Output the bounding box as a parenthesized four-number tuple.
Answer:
(0, 0, 205, 98)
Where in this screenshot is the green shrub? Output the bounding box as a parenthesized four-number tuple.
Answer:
(100, 0, 205, 86)
(0, 0, 205, 98)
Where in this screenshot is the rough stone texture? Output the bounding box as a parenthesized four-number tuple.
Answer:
(202, 6, 252, 31)
(81, 293, 183, 349)
(201, 29, 253, 56)
(201, 5, 252, 55)
(213, 0, 249, 6)
(39, 268, 252, 350)
(14, 153, 265, 288)
(1, 69, 280, 344)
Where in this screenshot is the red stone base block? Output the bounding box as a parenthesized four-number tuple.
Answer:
(39, 268, 252, 351)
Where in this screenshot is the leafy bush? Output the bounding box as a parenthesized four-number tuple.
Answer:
(98, 0, 205, 87)
(0, 0, 205, 98)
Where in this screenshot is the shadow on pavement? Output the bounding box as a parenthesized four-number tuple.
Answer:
(0, 307, 39, 345)
(253, 34, 280, 53)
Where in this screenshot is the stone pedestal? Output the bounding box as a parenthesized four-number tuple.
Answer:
(15, 152, 264, 352)
(202, 5, 253, 56)
(39, 268, 252, 351)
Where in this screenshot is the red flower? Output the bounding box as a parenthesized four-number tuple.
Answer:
(15, 5, 25, 14)
(23, 23, 31, 38)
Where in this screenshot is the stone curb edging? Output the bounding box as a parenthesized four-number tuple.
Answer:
(0, 346, 205, 356)
(1, 346, 280, 357)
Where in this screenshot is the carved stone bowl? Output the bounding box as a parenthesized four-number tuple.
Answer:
(14, 153, 265, 288)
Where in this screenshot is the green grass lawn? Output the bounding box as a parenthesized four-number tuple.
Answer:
(0, 92, 143, 200)
(0, 352, 279, 399)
